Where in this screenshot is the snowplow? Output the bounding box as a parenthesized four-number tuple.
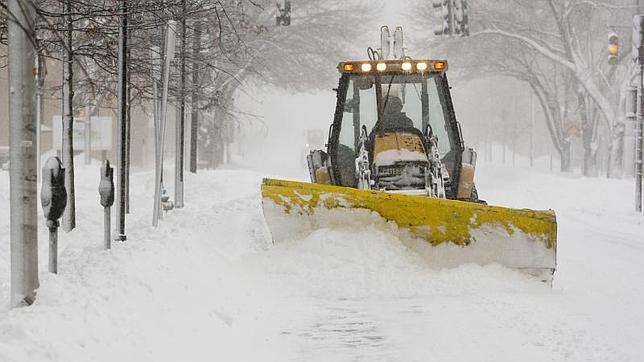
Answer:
(261, 57, 557, 282)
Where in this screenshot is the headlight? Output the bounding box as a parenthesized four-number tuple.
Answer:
(401, 62, 412, 71)
(376, 63, 387, 71)
(361, 63, 372, 72)
(416, 62, 428, 71)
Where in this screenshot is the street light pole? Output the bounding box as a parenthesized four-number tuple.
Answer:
(8, 0, 39, 307)
(35, 53, 45, 182)
(176, 1, 187, 208)
(153, 21, 176, 226)
(190, 21, 201, 173)
(634, 15, 644, 212)
(115, 0, 128, 240)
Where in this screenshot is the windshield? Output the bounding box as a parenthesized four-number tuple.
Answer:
(338, 73, 452, 157)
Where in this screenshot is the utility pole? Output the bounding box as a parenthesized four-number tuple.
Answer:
(634, 14, 644, 212)
(125, 29, 132, 214)
(176, 0, 187, 208)
(84, 105, 91, 165)
(8, 0, 39, 307)
(115, 0, 128, 240)
(35, 51, 45, 181)
(151, 45, 161, 175)
(62, 0, 76, 232)
(153, 20, 176, 226)
(190, 21, 201, 173)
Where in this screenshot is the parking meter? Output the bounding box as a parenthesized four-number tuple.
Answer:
(41, 156, 66, 274)
(41, 157, 67, 229)
(99, 160, 115, 208)
(99, 160, 114, 250)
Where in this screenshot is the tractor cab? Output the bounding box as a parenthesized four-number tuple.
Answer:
(308, 59, 468, 200)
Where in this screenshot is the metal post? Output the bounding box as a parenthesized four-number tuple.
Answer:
(125, 28, 132, 215)
(115, 0, 128, 240)
(99, 160, 114, 249)
(104, 207, 111, 249)
(48, 223, 58, 274)
(35, 53, 45, 182)
(153, 21, 176, 226)
(41, 156, 66, 275)
(62, 0, 76, 232)
(176, 4, 186, 208)
(635, 15, 644, 212)
(85, 105, 91, 165)
(637, 60, 643, 212)
(8, 0, 38, 307)
(190, 21, 201, 173)
(175, 103, 184, 207)
(150, 45, 161, 216)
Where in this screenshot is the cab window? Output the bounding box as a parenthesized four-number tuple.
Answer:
(334, 72, 458, 186)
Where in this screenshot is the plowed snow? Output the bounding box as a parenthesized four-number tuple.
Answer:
(0, 160, 642, 361)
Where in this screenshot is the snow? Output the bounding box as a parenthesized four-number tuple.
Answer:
(1, 157, 643, 361)
(263, 196, 555, 282)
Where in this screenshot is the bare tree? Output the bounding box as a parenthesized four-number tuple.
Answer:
(413, 0, 637, 175)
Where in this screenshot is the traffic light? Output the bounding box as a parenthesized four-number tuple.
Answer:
(458, 0, 470, 36)
(608, 32, 618, 65)
(453, 0, 463, 35)
(433, 0, 469, 37)
(276, 0, 291, 26)
(432, 0, 452, 36)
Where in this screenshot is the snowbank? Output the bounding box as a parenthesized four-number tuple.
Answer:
(0, 158, 643, 361)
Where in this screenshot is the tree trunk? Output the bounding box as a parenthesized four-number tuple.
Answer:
(62, 0, 76, 232)
(579, 92, 599, 177)
(560, 139, 572, 172)
(608, 122, 626, 177)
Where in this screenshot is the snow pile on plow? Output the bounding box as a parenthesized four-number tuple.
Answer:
(261, 178, 557, 282)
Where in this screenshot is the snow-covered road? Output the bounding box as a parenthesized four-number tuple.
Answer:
(1, 161, 643, 361)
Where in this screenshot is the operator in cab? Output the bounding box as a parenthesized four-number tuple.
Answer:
(382, 95, 414, 130)
(370, 93, 416, 141)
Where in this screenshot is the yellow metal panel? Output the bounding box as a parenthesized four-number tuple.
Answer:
(261, 178, 557, 250)
(457, 164, 475, 199)
(373, 132, 425, 157)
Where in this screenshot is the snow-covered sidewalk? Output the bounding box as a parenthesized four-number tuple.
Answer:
(0, 162, 643, 361)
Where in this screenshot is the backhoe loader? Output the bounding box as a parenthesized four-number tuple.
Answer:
(261, 57, 557, 282)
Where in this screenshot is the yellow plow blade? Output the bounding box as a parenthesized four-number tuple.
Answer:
(261, 178, 557, 282)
